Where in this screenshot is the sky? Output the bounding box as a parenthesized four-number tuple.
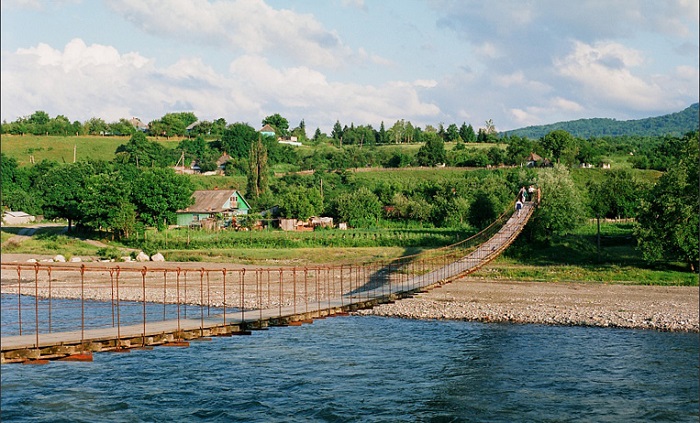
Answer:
(1, 0, 698, 134)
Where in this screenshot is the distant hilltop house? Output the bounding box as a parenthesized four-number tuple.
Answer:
(260, 124, 276, 137)
(176, 190, 250, 228)
(175, 153, 232, 175)
(260, 124, 302, 147)
(129, 117, 148, 133)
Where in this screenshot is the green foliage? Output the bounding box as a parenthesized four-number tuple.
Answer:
(532, 164, 586, 241)
(333, 187, 382, 227)
(131, 168, 195, 228)
(114, 132, 171, 167)
(96, 246, 121, 261)
(279, 186, 323, 220)
(541, 129, 574, 163)
(504, 135, 536, 165)
(79, 173, 136, 238)
(246, 136, 269, 199)
(635, 132, 699, 271)
(221, 122, 257, 159)
(586, 169, 642, 219)
(417, 132, 446, 166)
(149, 112, 198, 138)
(36, 161, 94, 229)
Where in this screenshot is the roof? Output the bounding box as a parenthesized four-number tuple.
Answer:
(3, 211, 33, 218)
(177, 190, 249, 213)
(216, 153, 232, 166)
(185, 120, 201, 131)
(526, 152, 543, 161)
(260, 124, 276, 134)
(129, 117, 148, 130)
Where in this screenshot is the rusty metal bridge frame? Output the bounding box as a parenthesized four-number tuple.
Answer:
(1, 199, 537, 364)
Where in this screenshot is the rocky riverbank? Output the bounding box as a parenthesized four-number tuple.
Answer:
(354, 279, 699, 332)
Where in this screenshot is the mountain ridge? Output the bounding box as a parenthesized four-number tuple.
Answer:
(504, 103, 699, 139)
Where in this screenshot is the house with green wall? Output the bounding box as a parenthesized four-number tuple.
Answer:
(176, 190, 250, 227)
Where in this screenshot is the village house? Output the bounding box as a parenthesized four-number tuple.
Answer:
(176, 190, 250, 228)
(129, 117, 148, 133)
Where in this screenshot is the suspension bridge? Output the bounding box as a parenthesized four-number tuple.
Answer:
(1, 198, 537, 364)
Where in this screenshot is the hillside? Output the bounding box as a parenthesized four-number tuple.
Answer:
(505, 103, 699, 139)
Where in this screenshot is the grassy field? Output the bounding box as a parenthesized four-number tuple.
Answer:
(0, 134, 181, 165)
(1, 134, 505, 166)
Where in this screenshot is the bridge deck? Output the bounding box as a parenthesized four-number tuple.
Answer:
(1, 202, 535, 362)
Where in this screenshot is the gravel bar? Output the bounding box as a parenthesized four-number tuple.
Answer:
(353, 279, 699, 332)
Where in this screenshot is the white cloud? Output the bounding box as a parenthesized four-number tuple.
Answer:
(106, 0, 371, 69)
(555, 41, 666, 110)
(508, 97, 584, 127)
(1, 39, 441, 133)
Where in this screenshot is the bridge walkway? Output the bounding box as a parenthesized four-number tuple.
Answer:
(1, 201, 536, 362)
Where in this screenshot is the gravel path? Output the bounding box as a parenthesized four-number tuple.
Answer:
(354, 279, 699, 332)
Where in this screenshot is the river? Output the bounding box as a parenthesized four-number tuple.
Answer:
(1, 314, 698, 422)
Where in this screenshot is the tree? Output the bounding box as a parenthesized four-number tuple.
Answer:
(279, 187, 323, 220)
(532, 164, 585, 242)
(222, 122, 257, 159)
(246, 136, 269, 199)
(504, 135, 535, 165)
(0, 153, 44, 215)
(587, 170, 642, 259)
(291, 119, 307, 141)
(468, 191, 500, 229)
(416, 132, 446, 166)
(28, 111, 50, 135)
(378, 121, 388, 144)
(85, 117, 108, 136)
(131, 168, 194, 229)
(333, 187, 382, 227)
(541, 129, 574, 163)
(635, 132, 699, 271)
(331, 120, 344, 146)
(36, 162, 94, 230)
(460, 123, 477, 143)
(80, 173, 135, 239)
(445, 124, 460, 142)
(115, 132, 170, 167)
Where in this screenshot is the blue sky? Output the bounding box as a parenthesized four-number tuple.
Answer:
(1, 0, 698, 134)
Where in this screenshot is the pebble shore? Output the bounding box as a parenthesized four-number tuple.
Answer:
(354, 279, 699, 332)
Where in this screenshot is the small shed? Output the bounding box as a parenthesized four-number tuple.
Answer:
(2, 211, 36, 225)
(176, 190, 251, 227)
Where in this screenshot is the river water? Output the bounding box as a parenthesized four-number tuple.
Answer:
(1, 314, 698, 422)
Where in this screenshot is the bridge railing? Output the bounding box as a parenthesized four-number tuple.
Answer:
(1, 192, 536, 347)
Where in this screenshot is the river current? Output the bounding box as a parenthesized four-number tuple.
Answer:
(1, 314, 698, 422)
